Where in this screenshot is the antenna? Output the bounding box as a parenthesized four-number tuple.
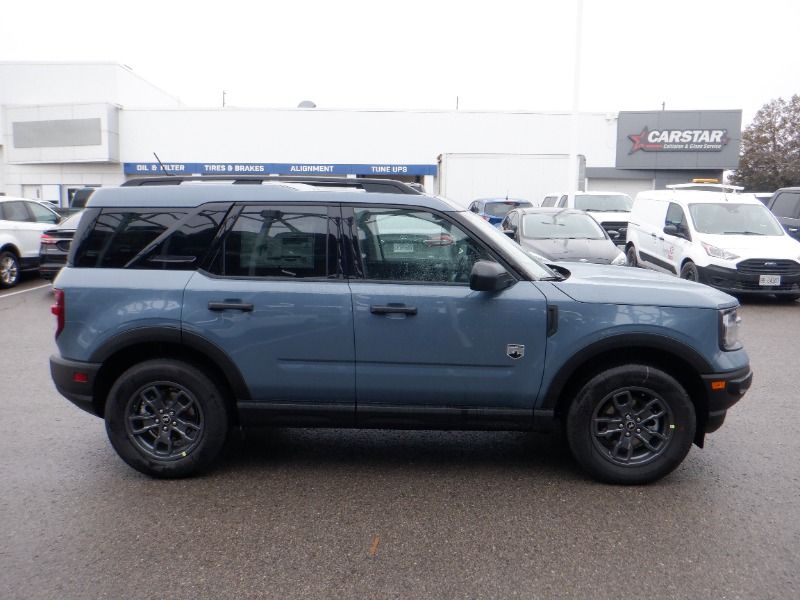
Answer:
(153, 152, 176, 176)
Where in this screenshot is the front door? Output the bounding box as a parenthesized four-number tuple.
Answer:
(344, 206, 548, 427)
(182, 203, 355, 422)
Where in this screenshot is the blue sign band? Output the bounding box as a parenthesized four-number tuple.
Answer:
(124, 163, 437, 176)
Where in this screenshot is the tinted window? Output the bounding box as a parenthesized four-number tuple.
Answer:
(75, 210, 189, 268)
(771, 192, 800, 219)
(2, 201, 32, 222)
(353, 207, 492, 283)
(665, 203, 686, 228)
(522, 212, 606, 240)
(688, 203, 785, 236)
(212, 206, 336, 278)
(483, 201, 532, 217)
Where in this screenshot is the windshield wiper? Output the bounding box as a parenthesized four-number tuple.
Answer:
(722, 231, 765, 235)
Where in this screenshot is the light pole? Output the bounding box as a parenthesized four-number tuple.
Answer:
(568, 0, 584, 197)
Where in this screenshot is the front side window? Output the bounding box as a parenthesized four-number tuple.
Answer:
(212, 205, 336, 278)
(352, 207, 491, 283)
(27, 202, 59, 224)
(688, 203, 785, 236)
(541, 196, 557, 208)
(771, 192, 800, 219)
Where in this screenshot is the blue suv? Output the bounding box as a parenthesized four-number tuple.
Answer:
(50, 176, 752, 484)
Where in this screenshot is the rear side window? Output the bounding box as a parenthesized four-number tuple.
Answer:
(209, 205, 338, 278)
(73, 205, 227, 269)
(1, 201, 32, 222)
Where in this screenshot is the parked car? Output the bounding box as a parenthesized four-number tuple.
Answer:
(753, 192, 773, 206)
(501, 208, 626, 265)
(765, 187, 800, 242)
(626, 184, 800, 300)
(50, 175, 751, 484)
(540, 191, 632, 245)
(0, 196, 61, 288)
(39, 211, 84, 281)
(467, 198, 534, 227)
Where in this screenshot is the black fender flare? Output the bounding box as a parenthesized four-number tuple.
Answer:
(89, 326, 251, 400)
(539, 333, 713, 412)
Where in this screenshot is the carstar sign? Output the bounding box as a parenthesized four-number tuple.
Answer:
(628, 127, 729, 153)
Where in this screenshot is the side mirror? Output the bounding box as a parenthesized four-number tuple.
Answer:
(469, 260, 515, 292)
(502, 229, 516, 239)
(663, 224, 678, 236)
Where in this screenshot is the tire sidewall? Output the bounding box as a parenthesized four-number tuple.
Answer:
(0, 251, 20, 289)
(680, 261, 698, 281)
(626, 245, 638, 267)
(105, 359, 228, 478)
(566, 365, 696, 485)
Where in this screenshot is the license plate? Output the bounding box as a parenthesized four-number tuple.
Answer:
(393, 243, 414, 253)
(759, 274, 781, 286)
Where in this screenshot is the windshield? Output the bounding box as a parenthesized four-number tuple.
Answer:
(483, 200, 532, 217)
(688, 203, 785, 236)
(461, 211, 557, 279)
(522, 212, 606, 240)
(574, 194, 633, 212)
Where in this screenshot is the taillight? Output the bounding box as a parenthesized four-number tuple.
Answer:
(52, 289, 65, 338)
(40, 234, 57, 245)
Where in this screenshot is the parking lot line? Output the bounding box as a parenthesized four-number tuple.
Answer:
(0, 283, 51, 299)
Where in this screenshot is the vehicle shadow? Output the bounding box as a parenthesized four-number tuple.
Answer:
(218, 427, 583, 479)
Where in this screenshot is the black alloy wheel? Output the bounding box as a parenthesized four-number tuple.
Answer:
(105, 359, 229, 478)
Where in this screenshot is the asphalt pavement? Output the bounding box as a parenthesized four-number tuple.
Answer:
(1, 280, 798, 599)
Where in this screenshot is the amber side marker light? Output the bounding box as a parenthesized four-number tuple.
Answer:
(711, 381, 727, 391)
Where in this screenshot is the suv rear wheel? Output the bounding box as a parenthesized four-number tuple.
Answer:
(0, 250, 20, 289)
(105, 359, 229, 478)
(566, 364, 696, 484)
(625, 245, 638, 268)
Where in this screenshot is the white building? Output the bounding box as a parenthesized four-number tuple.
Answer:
(0, 62, 739, 206)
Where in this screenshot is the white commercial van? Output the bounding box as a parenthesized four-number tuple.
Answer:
(625, 184, 800, 299)
(540, 191, 632, 245)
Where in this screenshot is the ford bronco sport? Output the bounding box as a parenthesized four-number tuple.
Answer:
(50, 176, 752, 484)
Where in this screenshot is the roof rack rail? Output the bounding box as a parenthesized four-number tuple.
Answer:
(666, 183, 744, 192)
(120, 175, 423, 194)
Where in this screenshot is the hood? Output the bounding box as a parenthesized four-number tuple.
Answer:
(550, 263, 737, 309)
(522, 238, 622, 264)
(699, 233, 800, 258)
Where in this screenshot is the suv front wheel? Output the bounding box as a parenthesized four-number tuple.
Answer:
(105, 359, 229, 478)
(566, 364, 696, 484)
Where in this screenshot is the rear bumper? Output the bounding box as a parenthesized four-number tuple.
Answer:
(697, 264, 800, 295)
(50, 354, 102, 417)
(701, 365, 753, 433)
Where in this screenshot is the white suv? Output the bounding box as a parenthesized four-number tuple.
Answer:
(540, 191, 632, 245)
(625, 184, 800, 300)
(0, 196, 60, 288)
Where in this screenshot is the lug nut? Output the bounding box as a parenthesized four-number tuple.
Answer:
(636, 428, 641, 433)
(625, 432, 631, 437)
(162, 426, 168, 431)
(172, 422, 177, 426)
(636, 418, 641, 422)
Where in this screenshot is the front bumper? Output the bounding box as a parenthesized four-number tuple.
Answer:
(697, 264, 800, 295)
(701, 365, 753, 433)
(50, 354, 102, 417)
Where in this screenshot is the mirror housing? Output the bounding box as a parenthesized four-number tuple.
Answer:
(502, 229, 516, 239)
(663, 224, 678, 236)
(469, 260, 515, 292)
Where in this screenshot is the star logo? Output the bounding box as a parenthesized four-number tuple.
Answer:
(628, 127, 651, 154)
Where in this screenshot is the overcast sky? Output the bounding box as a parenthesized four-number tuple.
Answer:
(3, 0, 798, 125)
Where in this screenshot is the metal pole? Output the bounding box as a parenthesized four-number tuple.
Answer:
(568, 0, 584, 197)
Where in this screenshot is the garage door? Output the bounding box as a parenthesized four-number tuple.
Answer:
(586, 178, 653, 197)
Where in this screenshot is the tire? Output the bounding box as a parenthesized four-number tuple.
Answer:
(105, 359, 229, 478)
(566, 364, 696, 485)
(625, 245, 638, 268)
(0, 251, 20, 289)
(680, 261, 699, 281)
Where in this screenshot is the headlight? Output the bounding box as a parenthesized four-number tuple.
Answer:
(611, 251, 626, 266)
(702, 241, 739, 260)
(719, 307, 742, 351)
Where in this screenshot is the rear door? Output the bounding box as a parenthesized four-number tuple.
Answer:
(182, 203, 355, 422)
(344, 205, 547, 427)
